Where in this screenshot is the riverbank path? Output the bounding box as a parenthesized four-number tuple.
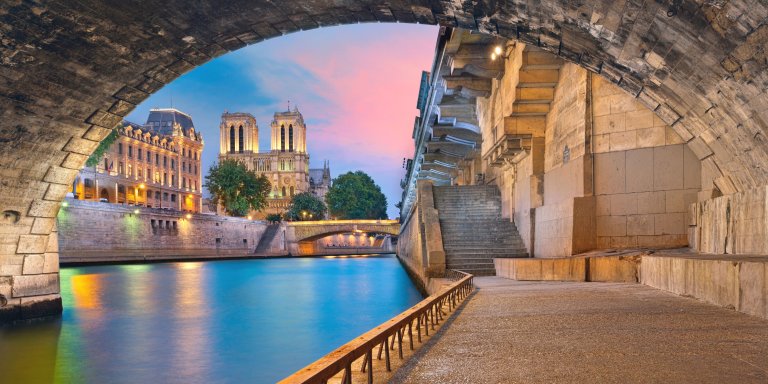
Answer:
(393, 277, 768, 383)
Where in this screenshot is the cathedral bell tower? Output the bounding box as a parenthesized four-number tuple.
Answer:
(270, 106, 306, 153)
(219, 112, 258, 155)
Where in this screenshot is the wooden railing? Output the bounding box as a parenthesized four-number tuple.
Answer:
(279, 271, 475, 384)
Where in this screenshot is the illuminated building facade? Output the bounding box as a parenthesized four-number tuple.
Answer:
(219, 107, 331, 218)
(73, 108, 204, 212)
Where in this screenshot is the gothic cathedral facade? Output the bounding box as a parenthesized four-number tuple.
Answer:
(218, 107, 330, 218)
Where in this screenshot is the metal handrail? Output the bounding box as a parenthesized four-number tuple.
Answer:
(279, 270, 475, 384)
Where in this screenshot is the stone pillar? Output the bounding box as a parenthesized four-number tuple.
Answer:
(417, 180, 446, 277)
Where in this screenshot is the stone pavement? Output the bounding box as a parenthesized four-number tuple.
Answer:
(392, 277, 768, 383)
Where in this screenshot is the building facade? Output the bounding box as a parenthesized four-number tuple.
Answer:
(219, 107, 331, 218)
(74, 108, 204, 212)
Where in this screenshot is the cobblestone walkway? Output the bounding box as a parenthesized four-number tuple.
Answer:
(392, 277, 768, 383)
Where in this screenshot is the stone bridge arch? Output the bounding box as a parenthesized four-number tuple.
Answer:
(1, 0, 766, 321)
(286, 220, 400, 243)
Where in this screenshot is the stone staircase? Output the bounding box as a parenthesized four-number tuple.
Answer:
(254, 223, 280, 254)
(433, 185, 528, 276)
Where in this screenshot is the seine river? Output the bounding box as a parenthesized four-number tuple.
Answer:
(0, 255, 423, 383)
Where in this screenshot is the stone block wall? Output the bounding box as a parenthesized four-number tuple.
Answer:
(57, 199, 267, 262)
(594, 145, 700, 249)
(691, 186, 768, 254)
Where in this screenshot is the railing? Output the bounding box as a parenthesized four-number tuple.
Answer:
(279, 271, 475, 384)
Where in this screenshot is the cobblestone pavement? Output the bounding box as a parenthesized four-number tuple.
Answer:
(392, 277, 768, 383)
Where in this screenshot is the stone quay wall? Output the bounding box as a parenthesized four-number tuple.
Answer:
(57, 198, 268, 263)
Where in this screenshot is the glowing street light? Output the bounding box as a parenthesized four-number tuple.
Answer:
(185, 213, 192, 220)
(133, 209, 140, 214)
(491, 45, 504, 61)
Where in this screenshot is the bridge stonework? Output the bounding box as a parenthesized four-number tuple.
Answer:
(285, 220, 400, 255)
(0, 1, 767, 321)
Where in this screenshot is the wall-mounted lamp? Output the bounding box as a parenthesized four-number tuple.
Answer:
(491, 45, 511, 61)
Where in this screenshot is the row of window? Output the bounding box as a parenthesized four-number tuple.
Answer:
(118, 143, 199, 165)
(116, 162, 199, 191)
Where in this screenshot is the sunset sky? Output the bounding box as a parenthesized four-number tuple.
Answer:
(127, 23, 439, 218)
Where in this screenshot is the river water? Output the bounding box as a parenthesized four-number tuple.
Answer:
(0, 255, 423, 383)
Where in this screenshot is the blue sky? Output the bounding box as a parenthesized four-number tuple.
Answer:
(127, 23, 439, 218)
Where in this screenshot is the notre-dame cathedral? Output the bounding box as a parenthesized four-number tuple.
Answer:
(218, 106, 331, 218)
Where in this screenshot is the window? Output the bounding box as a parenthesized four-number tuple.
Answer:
(137, 168, 142, 178)
(290, 186, 294, 196)
(280, 125, 285, 152)
(171, 175, 176, 185)
(154, 171, 160, 183)
(147, 151, 151, 162)
(229, 126, 235, 153)
(171, 194, 176, 202)
(182, 178, 186, 188)
(194, 165, 197, 175)
(163, 172, 167, 185)
(282, 186, 286, 197)
(118, 143, 123, 154)
(128, 145, 133, 158)
(163, 156, 167, 167)
(118, 162, 124, 175)
(155, 191, 161, 200)
(238, 126, 244, 153)
(171, 159, 175, 170)
(289, 124, 293, 152)
(155, 153, 159, 165)
(182, 148, 186, 157)
(84, 178, 93, 188)
(182, 161, 186, 173)
(194, 152, 197, 161)
(127, 164, 132, 176)
(163, 192, 169, 201)
(138, 148, 142, 161)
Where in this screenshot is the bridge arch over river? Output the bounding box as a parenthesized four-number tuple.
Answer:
(284, 220, 400, 256)
(1, 1, 766, 322)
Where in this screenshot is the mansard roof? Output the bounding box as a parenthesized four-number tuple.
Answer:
(146, 108, 195, 135)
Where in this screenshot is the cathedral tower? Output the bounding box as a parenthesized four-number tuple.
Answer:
(270, 106, 306, 153)
(220, 112, 258, 155)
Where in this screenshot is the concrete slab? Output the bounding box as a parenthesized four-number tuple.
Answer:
(393, 278, 768, 383)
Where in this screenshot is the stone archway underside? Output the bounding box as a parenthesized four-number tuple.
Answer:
(0, 1, 766, 320)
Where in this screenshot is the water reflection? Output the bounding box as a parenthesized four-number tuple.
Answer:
(0, 255, 422, 383)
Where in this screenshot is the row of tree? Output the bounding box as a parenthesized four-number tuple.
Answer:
(205, 159, 388, 220)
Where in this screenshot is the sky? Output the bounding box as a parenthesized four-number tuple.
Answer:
(127, 23, 439, 219)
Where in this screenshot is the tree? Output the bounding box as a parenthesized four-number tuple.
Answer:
(286, 192, 327, 221)
(326, 171, 388, 219)
(204, 159, 271, 217)
(85, 126, 119, 167)
(265, 213, 282, 223)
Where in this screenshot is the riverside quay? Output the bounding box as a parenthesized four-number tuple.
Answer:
(2, 1, 768, 383)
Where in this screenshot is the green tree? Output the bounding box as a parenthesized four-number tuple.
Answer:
(326, 171, 388, 219)
(204, 159, 271, 217)
(265, 213, 282, 223)
(286, 192, 327, 221)
(85, 126, 119, 167)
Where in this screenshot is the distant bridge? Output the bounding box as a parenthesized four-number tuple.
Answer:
(284, 220, 400, 256)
